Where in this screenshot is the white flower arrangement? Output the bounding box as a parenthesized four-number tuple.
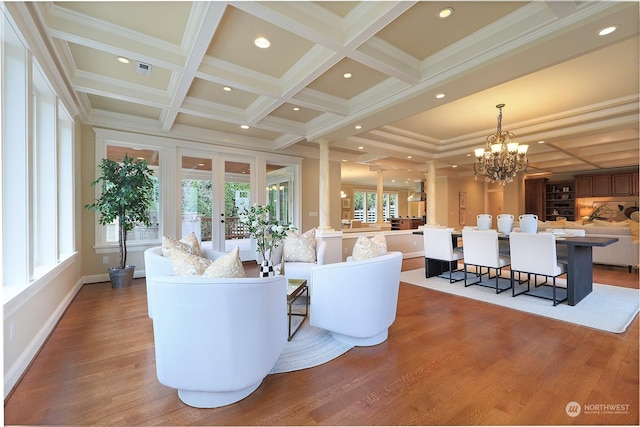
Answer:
(238, 204, 296, 263)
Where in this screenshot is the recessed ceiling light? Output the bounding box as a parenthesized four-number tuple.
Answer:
(439, 7, 454, 18)
(343, 72, 352, 79)
(538, 140, 545, 144)
(355, 125, 362, 129)
(241, 125, 249, 129)
(452, 165, 457, 168)
(435, 93, 445, 99)
(293, 107, 300, 111)
(223, 86, 232, 92)
(117, 57, 130, 64)
(254, 37, 270, 48)
(407, 156, 412, 159)
(598, 26, 617, 36)
(466, 154, 471, 157)
(358, 146, 364, 150)
(342, 159, 348, 162)
(392, 180, 396, 183)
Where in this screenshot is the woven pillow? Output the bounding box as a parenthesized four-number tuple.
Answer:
(203, 247, 246, 278)
(352, 233, 387, 261)
(162, 232, 201, 257)
(171, 249, 212, 276)
(283, 228, 316, 263)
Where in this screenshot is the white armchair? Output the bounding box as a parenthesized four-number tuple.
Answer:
(309, 251, 403, 346)
(144, 242, 227, 318)
(148, 274, 287, 408)
(271, 239, 328, 283)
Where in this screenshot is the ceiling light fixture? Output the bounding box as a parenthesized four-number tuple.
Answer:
(117, 56, 130, 64)
(598, 26, 617, 36)
(223, 86, 232, 91)
(241, 125, 249, 129)
(254, 37, 270, 48)
(343, 72, 352, 79)
(435, 93, 445, 99)
(538, 140, 545, 144)
(355, 125, 362, 129)
(439, 7, 454, 18)
(472, 104, 528, 185)
(293, 107, 300, 111)
(358, 146, 364, 150)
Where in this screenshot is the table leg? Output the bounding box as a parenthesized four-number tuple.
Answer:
(565, 244, 594, 306)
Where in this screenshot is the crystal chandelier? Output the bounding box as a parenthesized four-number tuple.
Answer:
(473, 104, 528, 185)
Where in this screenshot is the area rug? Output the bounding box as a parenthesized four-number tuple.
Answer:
(270, 317, 354, 374)
(400, 268, 639, 334)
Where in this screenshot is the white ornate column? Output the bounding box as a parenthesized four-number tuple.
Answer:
(318, 139, 332, 231)
(426, 161, 437, 225)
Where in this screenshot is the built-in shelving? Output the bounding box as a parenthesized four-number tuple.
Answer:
(545, 181, 576, 221)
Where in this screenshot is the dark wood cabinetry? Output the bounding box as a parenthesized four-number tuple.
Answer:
(592, 174, 611, 196)
(612, 173, 633, 196)
(545, 181, 576, 221)
(573, 169, 639, 197)
(634, 172, 639, 196)
(389, 217, 424, 230)
(575, 176, 592, 197)
(524, 178, 546, 219)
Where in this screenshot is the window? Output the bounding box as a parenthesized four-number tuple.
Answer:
(353, 191, 398, 223)
(2, 10, 76, 291)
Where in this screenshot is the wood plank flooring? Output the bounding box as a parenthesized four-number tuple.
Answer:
(4, 259, 638, 425)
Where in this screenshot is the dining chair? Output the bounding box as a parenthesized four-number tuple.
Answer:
(509, 231, 568, 306)
(461, 229, 511, 293)
(423, 227, 464, 283)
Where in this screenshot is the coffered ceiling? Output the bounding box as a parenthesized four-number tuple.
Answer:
(11, 1, 639, 189)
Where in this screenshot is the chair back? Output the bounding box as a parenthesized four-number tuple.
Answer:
(423, 228, 457, 261)
(509, 232, 562, 276)
(461, 229, 501, 268)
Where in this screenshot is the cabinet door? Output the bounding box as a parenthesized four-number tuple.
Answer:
(524, 178, 546, 218)
(575, 176, 592, 197)
(634, 172, 639, 196)
(612, 173, 632, 196)
(592, 175, 611, 196)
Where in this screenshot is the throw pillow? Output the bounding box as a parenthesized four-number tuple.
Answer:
(162, 232, 201, 257)
(203, 247, 246, 278)
(283, 228, 316, 263)
(171, 249, 212, 276)
(594, 219, 629, 227)
(627, 220, 639, 243)
(352, 233, 387, 261)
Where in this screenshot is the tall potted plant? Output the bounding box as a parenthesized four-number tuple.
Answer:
(85, 155, 155, 288)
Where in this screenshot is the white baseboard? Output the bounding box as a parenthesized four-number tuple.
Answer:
(83, 269, 147, 284)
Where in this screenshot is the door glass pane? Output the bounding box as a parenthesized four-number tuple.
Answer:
(224, 161, 252, 259)
(181, 156, 212, 241)
(105, 145, 159, 243)
(266, 163, 294, 225)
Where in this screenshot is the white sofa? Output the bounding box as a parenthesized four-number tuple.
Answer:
(147, 274, 287, 408)
(143, 243, 226, 318)
(540, 222, 638, 272)
(309, 251, 403, 346)
(270, 239, 328, 283)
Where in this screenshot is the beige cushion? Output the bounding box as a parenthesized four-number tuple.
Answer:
(352, 233, 387, 261)
(594, 219, 629, 227)
(171, 249, 212, 276)
(203, 247, 245, 278)
(162, 232, 201, 257)
(283, 228, 316, 262)
(563, 220, 586, 229)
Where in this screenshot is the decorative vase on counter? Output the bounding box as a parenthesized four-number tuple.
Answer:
(497, 214, 514, 235)
(519, 214, 538, 234)
(260, 260, 274, 277)
(477, 214, 492, 230)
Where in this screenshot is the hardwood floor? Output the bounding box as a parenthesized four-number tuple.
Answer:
(4, 259, 638, 425)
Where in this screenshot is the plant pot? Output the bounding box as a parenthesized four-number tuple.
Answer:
(260, 260, 274, 278)
(109, 265, 135, 288)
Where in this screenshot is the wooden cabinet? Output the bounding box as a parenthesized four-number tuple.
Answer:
(575, 176, 592, 197)
(545, 181, 576, 221)
(524, 178, 546, 219)
(592, 174, 611, 196)
(389, 217, 424, 230)
(634, 172, 639, 196)
(612, 173, 633, 196)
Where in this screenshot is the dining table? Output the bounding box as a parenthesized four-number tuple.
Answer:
(413, 230, 619, 306)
